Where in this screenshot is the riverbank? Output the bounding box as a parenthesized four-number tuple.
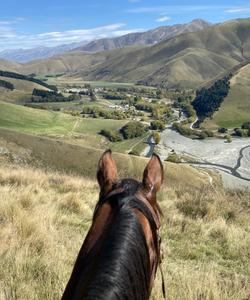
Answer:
(147, 126, 250, 189)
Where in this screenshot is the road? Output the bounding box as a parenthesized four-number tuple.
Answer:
(140, 135, 155, 157)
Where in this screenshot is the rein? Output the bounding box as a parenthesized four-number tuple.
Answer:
(101, 187, 166, 299)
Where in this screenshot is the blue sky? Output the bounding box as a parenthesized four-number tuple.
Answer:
(0, 0, 250, 50)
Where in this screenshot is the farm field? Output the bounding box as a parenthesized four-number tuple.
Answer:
(0, 101, 126, 136)
(46, 76, 155, 90)
(0, 101, 149, 153)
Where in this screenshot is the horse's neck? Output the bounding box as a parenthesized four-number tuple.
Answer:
(62, 205, 151, 300)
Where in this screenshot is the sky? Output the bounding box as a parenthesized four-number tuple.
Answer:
(0, 0, 250, 51)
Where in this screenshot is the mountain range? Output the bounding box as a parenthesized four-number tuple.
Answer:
(0, 19, 211, 63)
(1, 18, 250, 89)
(0, 42, 88, 63)
(75, 19, 211, 52)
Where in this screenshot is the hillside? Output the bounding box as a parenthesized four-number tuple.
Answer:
(0, 74, 51, 104)
(78, 18, 250, 88)
(0, 101, 126, 137)
(75, 19, 211, 52)
(18, 18, 250, 89)
(0, 59, 21, 72)
(0, 139, 249, 299)
(21, 47, 143, 76)
(0, 20, 210, 63)
(204, 63, 250, 129)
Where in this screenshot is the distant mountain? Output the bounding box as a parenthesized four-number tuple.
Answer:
(0, 42, 88, 63)
(74, 19, 212, 52)
(0, 19, 211, 63)
(3, 18, 250, 89)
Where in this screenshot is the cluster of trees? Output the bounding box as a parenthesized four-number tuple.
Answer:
(173, 122, 214, 139)
(182, 103, 196, 121)
(192, 76, 231, 119)
(218, 127, 228, 134)
(103, 93, 123, 100)
(120, 121, 148, 139)
(133, 100, 171, 121)
(233, 122, 250, 137)
(0, 79, 14, 90)
(31, 89, 80, 102)
(0, 70, 57, 91)
(100, 129, 122, 142)
(100, 121, 148, 142)
(81, 107, 127, 120)
(242, 122, 250, 130)
(150, 120, 165, 130)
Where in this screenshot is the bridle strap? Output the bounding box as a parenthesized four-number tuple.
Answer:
(158, 234, 166, 299)
(135, 192, 166, 299)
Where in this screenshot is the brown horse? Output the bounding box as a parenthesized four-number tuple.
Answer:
(62, 150, 164, 300)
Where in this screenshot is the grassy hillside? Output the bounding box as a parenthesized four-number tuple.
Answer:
(15, 18, 250, 89)
(0, 101, 149, 154)
(80, 18, 250, 88)
(0, 101, 126, 136)
(21, 46, 143, 76)
(0, 59, 20, 72)
(0, 72, 50, 104)
(0, 155, 249, 300)
(204, 63, 250, 129)
(0, 75, 48, 93)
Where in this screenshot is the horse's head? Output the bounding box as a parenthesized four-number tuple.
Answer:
(96, 150, 164, 288)
(62, 150, 164, 300)
(97, 149, 163, 212)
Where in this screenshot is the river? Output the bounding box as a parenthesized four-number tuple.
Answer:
(143, 126, 250, 189)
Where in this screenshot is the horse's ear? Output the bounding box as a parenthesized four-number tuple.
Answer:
(97, 149, 118, 197)
(141, 154, 164, 204)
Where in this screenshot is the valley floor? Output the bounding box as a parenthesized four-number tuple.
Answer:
(143, 126, 250, 189)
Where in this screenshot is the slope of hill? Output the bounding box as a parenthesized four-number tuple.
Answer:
(204, 62, 250, 129)
(0, 59, 21, 72)
(0, 69, 56, 104)
(0, 138, 249, 300)
(0, 101, 126, 137)
(0, 20, 210, 63)
(21, 45, 144, 76)
(77, 18, 250, 88)
(0, 76, 48, 93)
(75, 19, 211, 52)
(19, 18, 250, 89)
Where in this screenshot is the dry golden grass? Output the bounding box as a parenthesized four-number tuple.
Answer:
(0, 164, 249, 300)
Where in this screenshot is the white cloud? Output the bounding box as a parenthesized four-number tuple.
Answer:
(225, 7, 250, 13)
(0, 23, 144, 51)
(126, 5, 226, 14)
(156, 16, 171, 23)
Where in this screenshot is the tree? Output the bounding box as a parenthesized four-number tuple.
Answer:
(152, 132, 161, 145)
(225, 135, 232, 143)
(120, 121, 147, 139)
(192, 75, 231, 119)
(218, 127, 227, 133)
(150, 120, 165, 130)
(90, 89, 97, 102)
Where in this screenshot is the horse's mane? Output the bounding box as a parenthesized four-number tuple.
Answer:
(63, 179, 159, 300)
